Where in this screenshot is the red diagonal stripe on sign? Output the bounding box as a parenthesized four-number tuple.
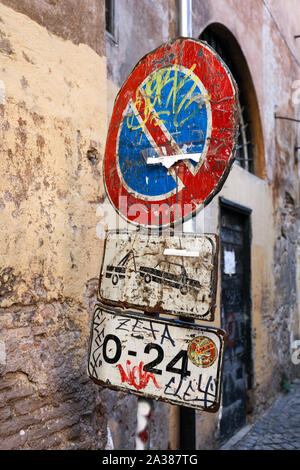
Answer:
(130, 90, 205, 202)
(129, 90, 234, 211)
(133, 90, 180, 158)
(104, 37, 239, 228)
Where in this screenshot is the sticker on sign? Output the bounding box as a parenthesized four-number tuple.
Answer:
(99, 230, 219, 321)
(88, 303, 226, 412)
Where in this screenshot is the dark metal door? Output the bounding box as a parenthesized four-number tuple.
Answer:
(219, 200, 252, 443)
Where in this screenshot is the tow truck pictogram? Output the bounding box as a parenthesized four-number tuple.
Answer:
(106, 253, 202, 296)
(105, 250, 136, 285)
(139, 260, 202, 295)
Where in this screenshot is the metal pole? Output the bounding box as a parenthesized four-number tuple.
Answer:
(135, 397, 153, 450)
(177, 0, 192, 37)
(134, 2, 193, 448)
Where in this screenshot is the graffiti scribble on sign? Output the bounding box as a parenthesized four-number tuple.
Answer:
(127, 62, 210, 132)
(187, 336, 217, 368)
(118, 360, 162, 391)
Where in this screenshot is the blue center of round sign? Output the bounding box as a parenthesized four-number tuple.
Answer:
(117, 66, 209, 199)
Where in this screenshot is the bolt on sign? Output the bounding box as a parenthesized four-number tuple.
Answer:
(104, 37, 238, 229)
(88, 303, 226, 412)
(99, 230, 219, 321)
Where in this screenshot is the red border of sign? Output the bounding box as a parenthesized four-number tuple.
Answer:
(104, 38, 238, 228)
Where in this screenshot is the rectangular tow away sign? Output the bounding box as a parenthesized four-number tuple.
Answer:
(98, 231, 219, 321)
(88, 304, 225, 412)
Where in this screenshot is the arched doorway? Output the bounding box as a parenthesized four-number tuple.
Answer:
(200, 23, 265, 179)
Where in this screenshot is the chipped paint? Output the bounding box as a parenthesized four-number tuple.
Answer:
(98, 230, 219, 320)
(88, 303, 226, 411)
(104, 37, 239, 228)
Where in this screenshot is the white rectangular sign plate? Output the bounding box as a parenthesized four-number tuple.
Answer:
(88, 303, 225, 412)
(98, 231, 219, 321)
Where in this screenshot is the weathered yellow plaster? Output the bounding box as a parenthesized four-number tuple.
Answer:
(0, 4, 107, 320)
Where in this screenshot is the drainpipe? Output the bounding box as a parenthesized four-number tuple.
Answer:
(177, 0, 192, 37)
(179, 0, 194, 233)
(177, 3, 197, 451)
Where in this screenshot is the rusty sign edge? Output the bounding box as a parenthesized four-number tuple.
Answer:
(97, 229, 220, 321)
(87, 302, 226, 412)
(103, 37, 239, 229)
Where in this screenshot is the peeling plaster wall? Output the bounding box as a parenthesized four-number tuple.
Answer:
(0, 0, 106, 57)
(0, 3, 109, 449)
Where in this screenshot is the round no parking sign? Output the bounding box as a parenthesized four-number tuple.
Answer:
(104, 38, 238, 228)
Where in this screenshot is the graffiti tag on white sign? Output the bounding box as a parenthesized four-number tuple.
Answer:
(88, 303, 225, 412)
